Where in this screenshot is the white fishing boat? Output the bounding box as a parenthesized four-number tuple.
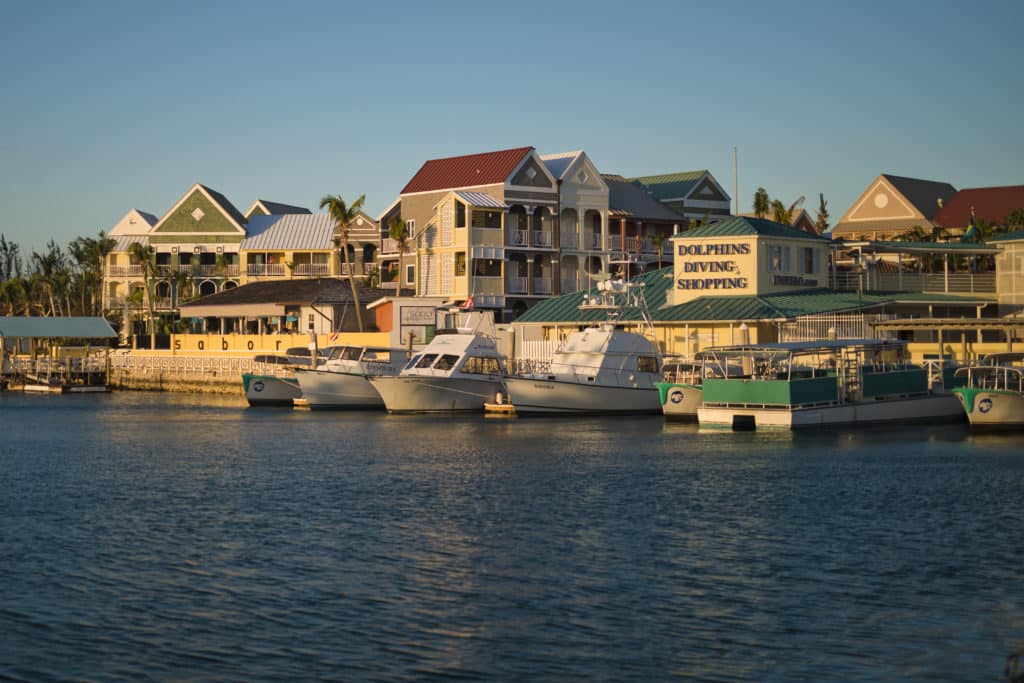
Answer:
(696, 339, 964, 430)
(655, 356, 742, 420)
(503, 278, 663, 415)
(241, 346, 314, 407)
(242, 373, 300, 407)
(369, 311, 507, 414)
(952, 352, 1024, 428)
(294, 346, 409, 410)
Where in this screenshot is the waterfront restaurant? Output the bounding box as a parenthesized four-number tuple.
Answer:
(511, 217, 1001, 362)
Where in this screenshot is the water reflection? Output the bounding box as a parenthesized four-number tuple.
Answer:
(1, 392, 1022, 681)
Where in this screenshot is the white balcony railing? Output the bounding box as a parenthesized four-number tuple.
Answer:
(506, 276, 528, 294)
(561, 233, 579, 249)
(509, 229, 528, 247)
(533, 278, 552, 295)
(532, 231, 552, 248)
(247, 264, 286, 277)
(293, 263, 330, 276)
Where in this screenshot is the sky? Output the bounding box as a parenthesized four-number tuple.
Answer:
(1, 0, 1022, 255)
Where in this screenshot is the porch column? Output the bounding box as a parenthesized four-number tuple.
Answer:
(944, 255, 949, 293)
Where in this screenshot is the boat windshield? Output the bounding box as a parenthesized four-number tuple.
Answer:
(461, 356, 504, 375)
(433, 354, 460, 371)
(415, 354, 438, 369)
(340, 347, 363, 361)
(404, 354, 421, 370)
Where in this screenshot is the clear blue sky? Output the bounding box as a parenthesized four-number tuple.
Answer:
(1, 0, 1021, 255)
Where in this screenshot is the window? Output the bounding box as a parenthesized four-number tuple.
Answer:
(404, 354, 421, 370)
(433, 354, 460, 371)
(455, 201, 466, 228)
(405, 264, 415, 285)
(801, 247, 818, 274)
(461, 356, 504, 375)
(455, 252, 466, 277)
(769, 245, 791, 273)
(415, 354, 438, 368)
(637, 356, 660, 373)
(308, 314, 315, 331)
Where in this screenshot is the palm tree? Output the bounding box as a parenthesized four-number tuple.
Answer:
(320, 193, 367, 332)
(128, 241, 157, 346)
(30, 240, 68, 316)
(650, 232, 667, 269)
(752, 187, 769, 218)
(814, 193, 830, 235)
(388, 215, 410, 297)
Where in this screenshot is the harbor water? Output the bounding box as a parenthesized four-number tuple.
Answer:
(1, 392, 1022, 682)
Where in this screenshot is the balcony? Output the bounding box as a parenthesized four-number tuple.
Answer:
(532, 231, 552, 248)
(106, 265, 146, 278)
(248, 264, 286, 277)
(293, 263, 330, 276)
(607, 236, 647, 252)
(560, 233, 578, 249)
(533, 278, 552, 295)
(507, 275, 528, 294)
(829, 271, 996, 295)
(509, 229, 529, 247)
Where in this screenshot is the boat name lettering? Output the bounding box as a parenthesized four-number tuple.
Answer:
(677, 243, 750, 256)
(682, 260, 736, 273)
(676, 277, 749, 290)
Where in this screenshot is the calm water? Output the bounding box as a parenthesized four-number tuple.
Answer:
(1, 392, 1022, 682)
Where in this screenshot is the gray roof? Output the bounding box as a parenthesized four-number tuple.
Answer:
(603, 175, 686, 222)
(180, 278, 387, 308)
(137, 210, 159, 226)
(253, 200, 311, 216)
(199, 184, 248, 227)
(111, 235, 148, 252)
(540, 151, 583, 180)
(0, 317, 117, 339)
(242, 214, 337, 251)
(882, 174, 957, 220)
(453, 191, 508, 209)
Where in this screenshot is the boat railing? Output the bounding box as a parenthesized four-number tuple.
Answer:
(955, 365, 1024, 392)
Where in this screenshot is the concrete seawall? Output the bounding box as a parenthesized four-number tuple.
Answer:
(111, 368, 245, 394)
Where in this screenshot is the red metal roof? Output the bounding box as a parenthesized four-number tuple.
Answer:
(400, 146, 534, 194)
(933, 185, 1024, 228)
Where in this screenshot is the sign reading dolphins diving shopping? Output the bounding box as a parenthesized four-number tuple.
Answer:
(676, 242, 749, 291)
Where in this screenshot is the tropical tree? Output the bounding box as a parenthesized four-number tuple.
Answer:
(68, 231, 116, 316)
(128, 241, 158, 345)
(752, 187, 769, 218)
(650, 232, 667, 269)
(814, 193, 830, 235)
(1008, 208, 1024, 231)
(320, 194, 367, 332)
(770, 199, 790, 225)
(30, 240, 69, 316)
(388, 215, 410, 297)
(0, 234, 22, 281)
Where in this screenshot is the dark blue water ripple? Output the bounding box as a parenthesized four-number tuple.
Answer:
(1, 392, 1022, 681)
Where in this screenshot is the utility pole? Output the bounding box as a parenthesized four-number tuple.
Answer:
(733, 146, 738, 216)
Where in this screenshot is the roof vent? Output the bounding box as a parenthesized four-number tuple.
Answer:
(937, 198, 943, 208)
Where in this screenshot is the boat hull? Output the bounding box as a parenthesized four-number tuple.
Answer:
(242, 374, 300, 407)
(370, 376, 503, 413)
(295, 369, 384, 410)
(504, 377, 661, 415)
(655, 381, 703, 420)
(953, 387, 1024, 428)
(699, 393, 965, 429)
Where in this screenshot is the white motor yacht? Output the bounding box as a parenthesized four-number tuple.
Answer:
(369, 312, 507, 414)
(295, 346, 410, 410)
(503, 278, 663, 415)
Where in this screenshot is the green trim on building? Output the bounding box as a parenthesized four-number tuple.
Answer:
(153, 189, 244, 234)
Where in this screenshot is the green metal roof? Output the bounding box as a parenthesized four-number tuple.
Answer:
(515, 272, 990, 325)
(0, 317, 117, 338)
(988, 230, 1024, 243)
(854, 240, 1000, 254)
(627, 171, 706, 201)
(682, 216, 827, 241)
